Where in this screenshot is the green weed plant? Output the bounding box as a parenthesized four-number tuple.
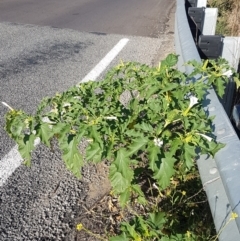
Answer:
(3, 54, 240, 240)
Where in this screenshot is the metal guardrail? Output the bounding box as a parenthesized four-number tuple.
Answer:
(175, 0, 240, 240)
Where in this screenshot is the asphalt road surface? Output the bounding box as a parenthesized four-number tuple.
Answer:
(0, 0, 175, 240)
(0, 0, 173, 37)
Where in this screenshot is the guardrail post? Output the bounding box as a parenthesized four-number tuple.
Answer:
(221, 37, 240, 116)
(197, 0, 207, 7)
(202, 8, 218, 35)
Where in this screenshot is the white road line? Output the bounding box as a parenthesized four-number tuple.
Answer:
(0, 38, 129, 187)
(80, 38, 129, 83)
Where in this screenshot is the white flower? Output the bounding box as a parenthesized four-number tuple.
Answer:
(154, 138, 163, 147)
(183, 96, 199, 116)
(104, 116, 118, 120)
(63, 103, 71, 107)
(42, 116, 56, 124)
(196, 133, 213, 142)
(1, 102, 14, 111)
(222, 69, 233, 78)
(189, 96, 199, 109)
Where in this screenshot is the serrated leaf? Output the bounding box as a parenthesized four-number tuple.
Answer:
(60, 135, 83, 178)
(153, 154, 176, 189)
(119, 188, 131, 206)
(135, 122, 153, 132)
(169, 138, 182, 156)
(89, 126, 103, 149)
(131, 184, 144, 197)
(109, 233, 129, 241)
(137, 216, 149, 235)
(109, 169, 130, 194)
(214, 77, 225, 97)
(35, 123, 53, 147)
(234, 76, 240, 90)
(125, 129, 142, 138)
(160, 83, 179, 93)
(144, 85, 160, 99)
(148, 212, 166, 228)
(137, 196, 147, 205)
(128, 136, 148, 156)
(162, 54, 178, 67)
(209, 141, 226, 156)
(52, 123, 71, 143)
(121, 222, 139, 240)
(166, 109, 180, 124)
(114, 149, 134, 177)
(184, 144, 196, 169)
(109, 149, 134, 193)
(148, 145, 161, 171)
(86, 142, 102, 163)
(18, 134, 35, 166)
(10, 118, 24, 139)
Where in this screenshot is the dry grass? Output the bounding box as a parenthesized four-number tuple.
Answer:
(208, 0, 240, 36)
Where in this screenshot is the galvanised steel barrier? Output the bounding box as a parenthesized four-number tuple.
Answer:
(175, 0, 240, 240)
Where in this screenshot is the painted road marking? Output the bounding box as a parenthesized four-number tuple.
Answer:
(81, 38, 129, 83)
(0, 38, 129, 186)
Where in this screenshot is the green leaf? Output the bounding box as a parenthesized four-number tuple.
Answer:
(109, 169, 131, 194)
(132, 184, 147, 204)
(131, 184, 144, 197)
(234, 76, 240, 90)
(137, 216, 149, 236)
(153, 154, 176, 189)
(166, 109, 180, 122)
(214, 77, 225, 97)
(89, 126, 104, 149)
(35, 123, 53, 147)
(109, 149, 134, 194)
(60, 135, 83, 178)
(121, 222, 139, 240)
(86, 142, 102, 163)
(135, 122, 153, 132)
(184, 144, 196, 169)
(148, 212, 166, 228)
(128, 136, 149, 156)
(5, 110, 26, 140)
(169, 138, 182, 156)
(162, 54, 178, 67)
(114, 149, 134, 175)
(10, 119, 24, 138)
(109, 233, 129, 241)
(208, 141, 226, 157)
(125, 129, 142, 138)
(52, 123, 71, 143)
(137, 196, 147, 205)
(160, 83, 179, 93)
(119, 188, 131, 206)
(148, 145, 161, 171)
(18, 134, 35, 166)
(144, 85, 160, 99)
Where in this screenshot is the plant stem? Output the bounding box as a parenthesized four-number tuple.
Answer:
(83, 227, 107, 241)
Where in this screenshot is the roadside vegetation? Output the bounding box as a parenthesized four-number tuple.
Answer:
(208, 0, 240, 36)
(1, 2, 240, 241)
(3, 54, 240, 240)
